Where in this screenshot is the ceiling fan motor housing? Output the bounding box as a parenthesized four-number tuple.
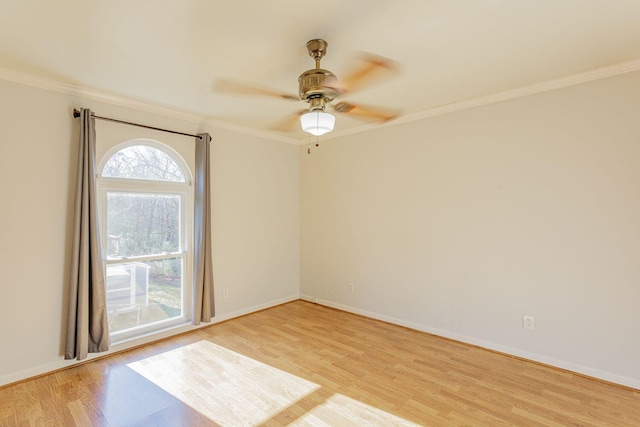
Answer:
(298, 69, 340, 104)
(298, 39, 340, 105)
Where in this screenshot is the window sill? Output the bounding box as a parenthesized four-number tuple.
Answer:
(109, 317, 194, 348)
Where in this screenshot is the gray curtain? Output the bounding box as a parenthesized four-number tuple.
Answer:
(193, 133, 214, 324)
(65, 108, 109, 360)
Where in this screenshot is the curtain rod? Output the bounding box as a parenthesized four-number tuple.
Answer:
(72, 108, 202, 139)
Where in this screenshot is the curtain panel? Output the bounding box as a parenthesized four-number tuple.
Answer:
(193, 133, 214, 324)
(64, 108, 109, 360)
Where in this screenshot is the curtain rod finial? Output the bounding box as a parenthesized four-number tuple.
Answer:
(73, 108, 81, 118)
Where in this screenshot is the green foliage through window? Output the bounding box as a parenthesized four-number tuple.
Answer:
(107, 193, 180, 258)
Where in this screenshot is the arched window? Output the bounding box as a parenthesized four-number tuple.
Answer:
(98, 141, 192, 340)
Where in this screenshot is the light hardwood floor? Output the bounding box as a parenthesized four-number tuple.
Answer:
(1, 301, 638, 426)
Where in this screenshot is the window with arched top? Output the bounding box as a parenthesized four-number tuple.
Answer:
(98, 141, 192, 340)
(102, 145, 187, 182)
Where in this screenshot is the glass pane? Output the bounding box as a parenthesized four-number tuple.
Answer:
(106, 258, 183, 333)
(102, 145, 186, 182)
(106, 192, 180, 258)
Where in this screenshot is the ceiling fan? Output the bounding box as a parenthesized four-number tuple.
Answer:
(215, 39, 400, 137)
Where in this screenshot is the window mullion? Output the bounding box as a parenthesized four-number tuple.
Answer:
(105, 252, 186, 265)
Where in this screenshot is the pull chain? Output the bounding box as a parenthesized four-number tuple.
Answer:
(315, 110, 320, 149)
(306, 110, 322, 154)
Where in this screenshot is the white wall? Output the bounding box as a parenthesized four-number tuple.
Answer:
(300, 71, 640, 389)
(2, 68, 640, 390)
(0, 78, 300, 385)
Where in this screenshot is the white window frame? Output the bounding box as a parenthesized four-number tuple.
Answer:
(97, 140, 193, 343)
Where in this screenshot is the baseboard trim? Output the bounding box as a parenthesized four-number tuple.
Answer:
(0, 294, 300, 388)
(5, 294, 637, 391)
(299, 295, 640, 391)
(208, 295, 301, 325)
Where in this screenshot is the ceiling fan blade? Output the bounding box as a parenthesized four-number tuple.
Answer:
(338, 53, 399, 94)
(213, 78, 299, 101)
(272, 110, 307, 132)
(332, 102, 400, 122)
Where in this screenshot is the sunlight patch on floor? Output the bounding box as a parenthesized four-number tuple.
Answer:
(291, 394, 421, 426)
(128, 340, 419, 426)
(128, 340, 319, 425)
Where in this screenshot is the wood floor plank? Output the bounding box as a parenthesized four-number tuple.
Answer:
(1, 300, 638, 426)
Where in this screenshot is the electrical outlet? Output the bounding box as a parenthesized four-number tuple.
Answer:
(522, 314, 535, 330)
(347, 283, 354, 293)
(222, 288, 229, 299)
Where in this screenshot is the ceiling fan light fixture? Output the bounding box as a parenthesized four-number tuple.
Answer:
(300, 110, 335, 136)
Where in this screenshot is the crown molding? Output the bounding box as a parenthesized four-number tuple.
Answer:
(0, 66, 299, 145)
(317, 58, 640, 142)
(2, 59, 639, 146)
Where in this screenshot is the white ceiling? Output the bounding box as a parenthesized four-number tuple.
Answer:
(2, 0, 640, 139)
